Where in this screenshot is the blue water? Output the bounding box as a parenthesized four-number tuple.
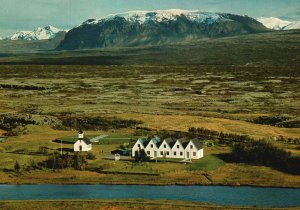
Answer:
(0, 184, 300, 207)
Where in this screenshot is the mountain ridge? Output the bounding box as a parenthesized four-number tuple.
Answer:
(58, 9, 269, 50)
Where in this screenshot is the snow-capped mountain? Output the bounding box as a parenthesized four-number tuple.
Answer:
(257, 17, 300, 30)
(58, 9, 268, 50)
(283, 21, 300, 30)
(82, 9, 232, 25)
(257, 17, 291, 30)
(11, 25, 67, 40)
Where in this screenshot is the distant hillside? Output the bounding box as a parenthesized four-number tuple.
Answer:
(11, 25, 67, 41)
(283, 21, 300, 30)
(1, 30, 299, 67)
(58, 9, 268, 50)
(257, 17, 300, 30)
(0, 31, 66, 52)
(257, 17, 291, 30)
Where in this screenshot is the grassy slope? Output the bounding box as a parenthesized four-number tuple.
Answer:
(0, 30, 299, 66)
(188, 156, 225, 171)
(118, 113, 300, 139)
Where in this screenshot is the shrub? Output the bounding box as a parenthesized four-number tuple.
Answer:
(14, 161, 21, 173)
(37, 146, 49, 155)
(231, 139, 300, 174)
(86, 152, 96, 160)
(134, 149, 150, 162)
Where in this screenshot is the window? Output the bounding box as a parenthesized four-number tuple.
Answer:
(151, 144, 153, 148)
(177, 145, 180, 148)
(147, 151, 150, 155)
(167, 152, 169, 155)
(190, 145, 193, 149)
(180, 152, 183, 156)
(193, 152, 196, 156)
(164, 144, 166, 148)
(138, 144, 141, 148)
(174, 152, 177, 156)
(160, 151, 163, 155)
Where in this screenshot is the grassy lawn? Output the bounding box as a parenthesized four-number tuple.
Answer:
(99, 135, 137, 144)
(187, 155, 225, 171)
(0, 199, 276, 210)
(57, 134, 139, 144)
(57, 135, 98, 144)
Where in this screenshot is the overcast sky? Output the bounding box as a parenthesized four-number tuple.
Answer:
(0, 0, 299, 36)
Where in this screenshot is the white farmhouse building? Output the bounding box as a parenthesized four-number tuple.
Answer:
(157, 137, 174, 158)
(74, 130, 92, 152)
(144, 136, 160, 158)
(131, 137, 149, 156)
(132, 137, 204, 160)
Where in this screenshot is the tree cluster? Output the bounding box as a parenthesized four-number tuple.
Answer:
(134, 149, 150, 162)
(154, 127, 252, 145)
(43, 152, 88, 170)
(231, 139, 300, 174)
(60, 116, 142, 131)
(250, 115, 300, 128)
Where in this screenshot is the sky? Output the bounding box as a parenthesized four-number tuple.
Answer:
(0, 0, 299, 36)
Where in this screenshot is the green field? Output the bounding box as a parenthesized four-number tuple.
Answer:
(56, 134, 136, 144)
(187, 156, 225, 171)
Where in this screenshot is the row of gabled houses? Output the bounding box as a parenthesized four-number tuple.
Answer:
(132, 136, 204, 160)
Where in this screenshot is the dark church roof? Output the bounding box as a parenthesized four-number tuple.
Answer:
(81, 137, 91, 145)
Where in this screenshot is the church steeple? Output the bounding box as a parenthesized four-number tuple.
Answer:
(78, 130, 84, 140)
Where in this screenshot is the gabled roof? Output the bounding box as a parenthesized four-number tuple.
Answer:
(151, 136, 161, 144)
(137, 138, 150, 148)
(175, 138, 189, 149)
(190, 138, 203, 150)
(83, 137, 91, 145)
(146, 137, 161, 148)
(158, 137, 175, 148)
(76, 137, 91, 145)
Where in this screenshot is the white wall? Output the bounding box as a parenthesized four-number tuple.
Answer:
(197, 148, 204, 159)
(131, 139, 204, 160)
(157, 140, 172, 158)
(171, 140, 185, 159)
(74, 140, 92, 152)
(132, 139, 146, 157)
(145, 140, 159, 158)
(185, 141, 202, 159)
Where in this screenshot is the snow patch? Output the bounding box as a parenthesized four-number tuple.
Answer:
(283, 21, 300, 30)
(257, 17, 300, 30)
(11, 25, 68, 41)
(80, 9, 230, 27)
(257, 17, 291, 30)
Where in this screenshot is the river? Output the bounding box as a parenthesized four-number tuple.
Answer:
(0, 184, 300, 208)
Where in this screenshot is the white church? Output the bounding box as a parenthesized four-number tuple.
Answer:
(132, 136, 204, 160)
(74, 130, 92, 152)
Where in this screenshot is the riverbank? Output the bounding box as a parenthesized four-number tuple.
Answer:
(0, 199, 299, 210)
(1, 164, 300, 188)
